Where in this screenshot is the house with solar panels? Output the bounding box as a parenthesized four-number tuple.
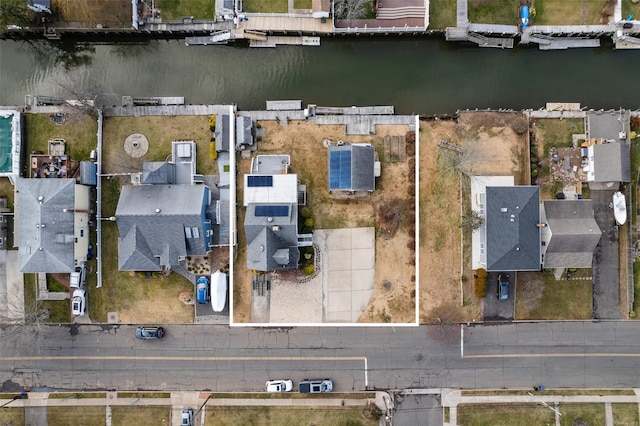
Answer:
(328, 142, 379, 193)
(243, 155, 310, 272)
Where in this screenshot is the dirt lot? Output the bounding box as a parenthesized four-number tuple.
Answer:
(234, 120, 416, 323)
(419, 112, 529, 321)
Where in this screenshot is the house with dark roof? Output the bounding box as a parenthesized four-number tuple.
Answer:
(328, 143, 377, 192)
(479, 185, 541, 272)
(245, 203, 300, 271)
(243, 155, 309, 272)
(584, 111, 631, 183)
(16, 178, 90, 273)
(540, 200, 602, 269)
(116, 185, 212, 271)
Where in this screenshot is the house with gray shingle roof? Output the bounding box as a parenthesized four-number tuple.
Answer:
(584, 111, 631, 183)
(16, 178, 90, 272)
(484, 186, 541, 272)
(540, 200, 602, 269)
(328, 143, 376, 192)
(116, 184, 212, 271)
(245, 203, 300, 271)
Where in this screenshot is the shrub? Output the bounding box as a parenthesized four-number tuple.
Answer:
(304, 218, 314, 228)
(630, 311, 636, 318)
(303, 264, 315, 275)
(474, 268, 487, 298)
(301, 207, 312, 219)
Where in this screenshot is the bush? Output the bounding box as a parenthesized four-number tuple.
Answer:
(301, 207, 312, 219)
(630, 311, 636, 318)
(474, 268, 487, 298)
(304, 218, 314, 228)
(303, 264, 315, 275)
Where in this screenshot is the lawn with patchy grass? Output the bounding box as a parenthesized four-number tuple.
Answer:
(159, 0, 215, 20)
(560, 403, 605, 426)
(0, 408, 24, 425)
(0, 178, 14, 208)
(515, 270, 592, 320)
(468, 0, 518, 25)
(622, 0, 640, 20)
(294, 0, 312, 9)
(24, 113, 97, 165)
(48, 392, 107, 399)
(633, 261, 640, 316)
(204, 406, 379, 426)
(613, 403, 640, 425)
(457, 403, 554, 426)
(23, 272, 70, 323)
(111, 406, 170, 425)
(48, 406, 106, 426)
(242, 0, 288, 13)
(428, 0, 457, 29)
(462, 389, 636, 396)
(534, 0, 608, 25)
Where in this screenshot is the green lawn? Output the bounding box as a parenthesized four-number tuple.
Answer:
(23, 272, 70, 323)
(467, 0, 518, 25)
(515, 271, 592, 320)
(159, 0, 216, 20)
(0, 408, 25, 425)
(633, 261, 640, 316)
(428, 0, 457, 29)
(535, 118, 585, 157)
(24, 113, 97, 167)
(559, 403, 605, 426)
(242, 0, 288, 13)
(204, 406, 379, 426)
(48, 406, 106, 426)
(622, 0, 640, 20)
(457, 403, 554, 426)
(294, 0, 312, 9)
(535, 0, 610, 25)
(110, 406, 170, 425)
(613, 403, 640, 425)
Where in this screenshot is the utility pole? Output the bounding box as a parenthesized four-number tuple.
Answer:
(527, 392, 562, 417)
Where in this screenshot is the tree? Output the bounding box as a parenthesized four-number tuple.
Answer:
(461, 209, 484, 233)
(0, 0, 31, 34)
(426, 303, 462, 344)
(334, 0, 369, 21)
(0, 299, 49, 356)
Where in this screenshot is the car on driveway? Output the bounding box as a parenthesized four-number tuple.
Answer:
(497, 273, 510, 301)
(71, 289, 86, 316)
(196, 276, 209, 304)
(135, 326, 164, 340)
(181, 408, 194, 426)
(265, 379, 293, 392)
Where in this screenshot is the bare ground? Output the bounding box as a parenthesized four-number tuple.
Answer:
(233, 121, 416, 323)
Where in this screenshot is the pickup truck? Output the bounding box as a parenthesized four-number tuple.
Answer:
(298, 379, 333, 393)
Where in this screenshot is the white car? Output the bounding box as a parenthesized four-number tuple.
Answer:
(265, 379, 293, 392)
(71, 289, 86, 316)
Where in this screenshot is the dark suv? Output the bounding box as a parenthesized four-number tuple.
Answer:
(497, 273, 510, 301)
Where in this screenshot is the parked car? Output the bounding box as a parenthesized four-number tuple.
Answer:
(196, 276, 210, 304)
(70, 263, 87, 289)
(180, 408, 194, 426)
(135, 326, 165, 340)
(265, 379, 293, 392)
(87, 244, 94, 260)
(298, 379, 333, 393)
(71, 289, 86, 316)
(497, 273, 510, 301)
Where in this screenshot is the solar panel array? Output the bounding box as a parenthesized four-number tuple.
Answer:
(247, 175, 273, 187)
(255, 205, 289, 217)
(329, 150, 352, 189)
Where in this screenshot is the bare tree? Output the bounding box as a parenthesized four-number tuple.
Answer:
(334, 0, 370, 21)
(0, 299, 49, 355)
(461, 208, 484, 233)
(0, 0, 31, 34)
(53, 69, 107, 116)
(425, 303, 462, 344)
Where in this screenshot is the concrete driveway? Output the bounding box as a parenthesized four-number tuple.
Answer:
(484, 271, 515, 321)
(590, 186, 622, 319)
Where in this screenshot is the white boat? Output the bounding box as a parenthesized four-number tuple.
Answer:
(211, 270, 228, 312)
(613, 191, 627, 225)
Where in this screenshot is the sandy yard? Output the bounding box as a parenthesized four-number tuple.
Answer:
(419, 112, 529, 321)
(233, 121, 416, 323)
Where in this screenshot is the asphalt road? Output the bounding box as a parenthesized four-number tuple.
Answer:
(2, 322, 640, 392)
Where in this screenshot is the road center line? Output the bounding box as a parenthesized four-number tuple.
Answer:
(462, 353, 640, 359)
(0, 355, 367, 362)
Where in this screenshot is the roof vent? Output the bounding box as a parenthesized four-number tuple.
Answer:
(38, 195, 44, 204)
(260, 245, 264, 252)
(155, 208, 161, 213)
(267, 217, 273, 222)
(501, 207, 508, 213)
(38, 247, 43, 251)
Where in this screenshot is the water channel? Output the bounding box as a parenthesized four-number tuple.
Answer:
(0, 37, 639, 114)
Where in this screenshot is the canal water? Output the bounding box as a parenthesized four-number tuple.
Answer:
(0, 37, 639, 114)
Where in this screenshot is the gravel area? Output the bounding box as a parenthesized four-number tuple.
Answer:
(269, 272, 323, 323)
